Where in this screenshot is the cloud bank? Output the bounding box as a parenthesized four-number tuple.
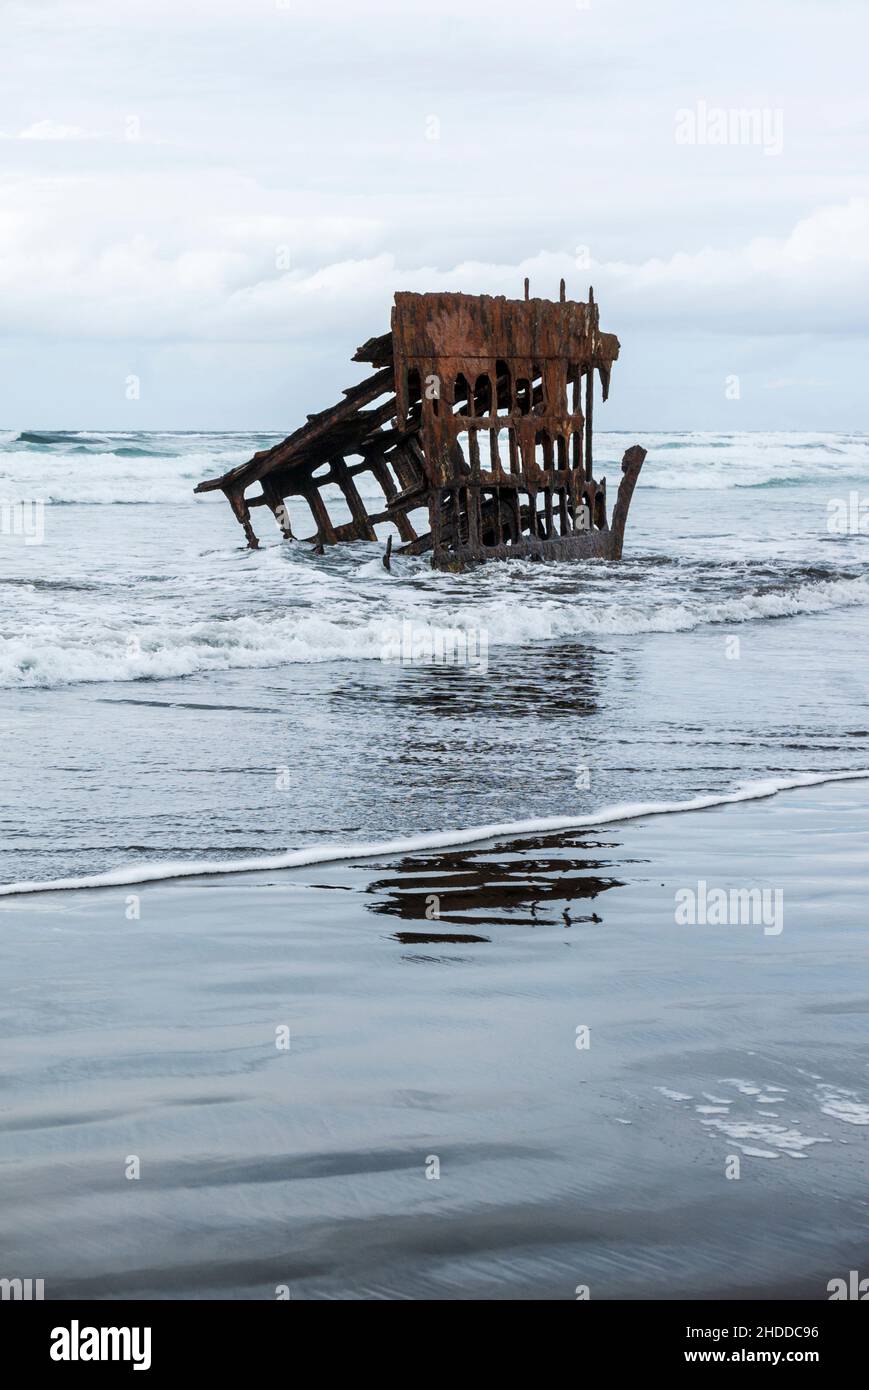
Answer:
(1, 0, 867, 428)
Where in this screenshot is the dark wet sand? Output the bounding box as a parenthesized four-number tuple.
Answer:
(1, 780, 867, 1300)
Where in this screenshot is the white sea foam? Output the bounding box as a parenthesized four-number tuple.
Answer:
(2, 573, 868, 690)
(0, 768, 866, 898)
(0, 448, 223, 506)
(700, 1115, 831, 1159)
(1, 430, 867, 503)
(816, 1084, 869, 1126)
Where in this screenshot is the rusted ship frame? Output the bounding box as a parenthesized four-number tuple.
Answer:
(195, 283, 646, 568)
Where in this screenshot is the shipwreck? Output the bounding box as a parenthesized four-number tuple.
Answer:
(195, 282, 646, 569)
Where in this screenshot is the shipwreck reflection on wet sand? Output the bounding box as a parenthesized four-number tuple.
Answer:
(365, 832, 630, 937)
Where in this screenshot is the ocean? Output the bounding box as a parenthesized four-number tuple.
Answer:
(1, 429, 868, 1300)
(1, 428, 867, 886)
(1, 425, 867, 889)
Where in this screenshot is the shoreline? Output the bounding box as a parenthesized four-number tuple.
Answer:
(2, 767, 868, 898)
(2, 779, 867, 1300)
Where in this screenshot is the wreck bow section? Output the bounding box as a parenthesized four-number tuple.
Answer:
(194, 286, 646, 567)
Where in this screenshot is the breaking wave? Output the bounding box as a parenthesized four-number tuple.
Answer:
(2, 573, 868, 689)
(1, 769, 866, 897)
(0, 430, 866, 502)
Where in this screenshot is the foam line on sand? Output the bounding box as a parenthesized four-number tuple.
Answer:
(2, 769, 867, 899)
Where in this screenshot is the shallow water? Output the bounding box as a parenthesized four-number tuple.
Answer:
(1, 429, 868, 886)
(1, 782, 867, 1300)
(1, 429, 868, 1299)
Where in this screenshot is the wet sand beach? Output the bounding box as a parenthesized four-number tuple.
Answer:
(2, 779, 867, 1300)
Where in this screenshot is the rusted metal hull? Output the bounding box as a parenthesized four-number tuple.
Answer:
(430, 443, 646, 569)
(195, 286, 646, 567)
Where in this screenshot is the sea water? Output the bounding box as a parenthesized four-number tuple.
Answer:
(1, 428, 868, 887)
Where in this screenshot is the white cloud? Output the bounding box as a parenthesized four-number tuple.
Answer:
(1, 0, 867, 425)
(0, 171, 866, 344)
(17, 120, 91, 140)
(763, 378, 828, 391)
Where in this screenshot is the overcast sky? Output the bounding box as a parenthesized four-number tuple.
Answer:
(1, 0, 867, 431)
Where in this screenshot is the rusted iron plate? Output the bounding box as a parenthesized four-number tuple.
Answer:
(194, 288, 643, 568)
